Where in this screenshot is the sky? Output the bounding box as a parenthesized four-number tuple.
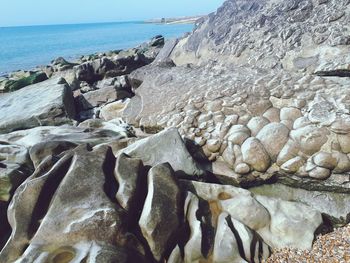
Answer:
(0, 0, 225, 27)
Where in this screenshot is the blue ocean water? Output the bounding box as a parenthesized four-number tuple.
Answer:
(0, 21, 193, 75)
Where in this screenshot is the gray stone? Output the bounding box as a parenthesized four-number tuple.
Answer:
(256, 123, 290, 161)
(247, 116, 270, 137)
(313, 152, 337, 170)
(0, 145, 146, 262)
(78, 86, 132, 111)
(139, 163, 181, 262)
(115, 153, 144, 211)
(290, 125, 329, 155)
(242, 138, 271, 172)
(250, 183, 350, 225)
(281, 156, 305, 174)
(120, 128, 203, 177)
(0, 78, 76, 134)
(309, 166, 331, 180)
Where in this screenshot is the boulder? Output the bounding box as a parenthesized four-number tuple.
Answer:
(256, 123, 290, 161)
(120, 128, 203, 177)
(250, 183, 350, 226)
(180, 180, 323, 252)
(139, 163, 181, 261)
(213, 213, 271, 263)
(29, 140, 78, 168)
(115, 153, 144, 211)
(241, 138, 271, 172)
(77, 86, 132, 111)
(3, 71, 48, 92)
(0, 78, 76, 134)
(0, 145, 147, 262)
(75, 57, 117, 83)
(100, 99, 130, 121)
(255, 195, 323, 250)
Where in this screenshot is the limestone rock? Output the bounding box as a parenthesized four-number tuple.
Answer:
(247, 116, 270, 137)
(206, 139, 221, 153)
(276, 139, 300, 167)
(222, 142, 236, 168)
(29, 141, 77, 168)
(250, 183, 350, 225)
(0, 78, 76, 134)
(256, 123, 290, 161)
(255, 195, 323, 250)
(183, 192, 205, 263)
(242, 138, 271, 172)
(139, 163, 181, 261)
(281, 156, 305, 174)
(100, 99, 130, 121)
(338, 134, 350, 154)
(263, 107, 281, 123)
(226, 125, 251, 145)
(234, 163, 250, 175)
(120, 128, 203, 177)
(0, 125, 130, 149)
(170, 0, 350, 73)
(280, 107, 302, 122)
(290, 125, 329, 155)
(309, 166, 331, 180)
(333, 152, 350, 174)
(0, 145, 146, 262)
(213, 213, 271, 263)
(219, 195, 270, 230)
(313, 152, 337, 170)
(115, 153, 144, 211)
(77, 86, 132, 111)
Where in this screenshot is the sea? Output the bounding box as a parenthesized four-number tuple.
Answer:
(0, 21, 194, 76)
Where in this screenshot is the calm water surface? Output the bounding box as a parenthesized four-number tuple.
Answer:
(0, 21, 193, 75)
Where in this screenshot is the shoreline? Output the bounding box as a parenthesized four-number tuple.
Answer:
(0, 22, 193, 76)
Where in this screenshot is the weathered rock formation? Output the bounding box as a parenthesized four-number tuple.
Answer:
(0, 129, 324, 263)
(1, 0, 350, 262)
(122, 0, 350, 225)
(0, 77, 76, 134)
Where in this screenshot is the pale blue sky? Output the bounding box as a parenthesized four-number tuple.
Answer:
(0, 0, 225, 27)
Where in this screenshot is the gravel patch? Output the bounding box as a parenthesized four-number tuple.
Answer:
(264, 224, 350, 263)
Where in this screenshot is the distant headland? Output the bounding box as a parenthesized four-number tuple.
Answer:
(144, 15, 204, 24)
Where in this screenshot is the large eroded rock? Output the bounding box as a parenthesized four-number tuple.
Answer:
(0, 144, 147, 263)
(0, 77, 76, 134)
(120, 128, 203, 177)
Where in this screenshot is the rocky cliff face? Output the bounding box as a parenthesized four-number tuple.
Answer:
(171, 0, 350, 73)
(0, 1, 349, 262)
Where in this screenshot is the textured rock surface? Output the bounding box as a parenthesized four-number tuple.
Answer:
(139, 163, 181, 261)
(120, 128, 204, 177)
(171, 0, 350, 73)
(1, 0, 350, 261)
(0, 132, 325, 263)
(0, 78, 76, 134)
(121, 0, 350, 198)
(0, 144, 147, 263)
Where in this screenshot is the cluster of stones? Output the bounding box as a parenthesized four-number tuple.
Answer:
(158, 68, 350, 181)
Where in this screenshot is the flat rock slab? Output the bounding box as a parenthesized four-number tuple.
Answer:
(0, 77, 76, 134)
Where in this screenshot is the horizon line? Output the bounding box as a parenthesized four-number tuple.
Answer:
(0, 14, 204, 29)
